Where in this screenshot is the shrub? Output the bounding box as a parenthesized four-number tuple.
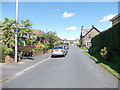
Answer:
(100, 47, 108, 59)
(1, 45, 14, 62)
(18, 45, 34, 56)
(34, 43, 49, 50)
(0, 45, 2, 62)
(2, 46, 14, 55)
(55, 43, 63, 46)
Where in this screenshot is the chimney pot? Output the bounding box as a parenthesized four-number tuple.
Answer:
(81, 26, 83, 30)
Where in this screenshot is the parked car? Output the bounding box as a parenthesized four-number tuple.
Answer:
(51, 46, 67, 57)
(66, 45, 69, 49)
(60, 45, 68, 53)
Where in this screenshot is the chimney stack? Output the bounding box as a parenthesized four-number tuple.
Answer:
(81, 26, 83, 30)
(92, 25, 94, 28)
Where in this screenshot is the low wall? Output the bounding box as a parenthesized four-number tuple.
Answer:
(33, 49, 51, 56)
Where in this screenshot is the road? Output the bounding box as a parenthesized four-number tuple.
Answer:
(3, 45, 118, 88)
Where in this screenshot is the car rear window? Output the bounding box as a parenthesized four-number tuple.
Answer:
(53, 47, 63, 49)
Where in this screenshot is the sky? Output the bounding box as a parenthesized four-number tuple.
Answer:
(1, 2, 119, 40)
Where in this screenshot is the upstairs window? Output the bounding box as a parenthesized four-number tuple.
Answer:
(88, 34, 91, 38)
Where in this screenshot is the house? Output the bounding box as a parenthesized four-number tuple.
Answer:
(33, 29, 43, 39)
(80, 25, 100, 47)
(73, 38, 79, 45)
(110, 13, 120, 25)
(63, 39, 70, 44)
(20, 29, 43, 45)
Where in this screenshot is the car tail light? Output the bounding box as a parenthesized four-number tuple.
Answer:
(61, 50, 64, 52)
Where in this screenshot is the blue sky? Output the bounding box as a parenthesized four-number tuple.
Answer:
(2, 2, 118, 40)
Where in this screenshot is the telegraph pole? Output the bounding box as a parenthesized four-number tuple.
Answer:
(15, 0, 18, 62)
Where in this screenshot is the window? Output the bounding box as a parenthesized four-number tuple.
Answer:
(86, 42, 91, 47)
(88, 34, 91, 38)
(54, 46, 63, 49)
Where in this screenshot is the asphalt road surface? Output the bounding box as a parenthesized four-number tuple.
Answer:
(3, 45, 118, 88)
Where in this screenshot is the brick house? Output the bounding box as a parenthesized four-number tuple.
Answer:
(110, 13, 120, 25)
(20, 29, 43, 45)
(80, 25, 100, 47)
(33, 29, 43, 39)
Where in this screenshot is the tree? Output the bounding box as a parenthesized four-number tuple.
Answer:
(1, 18, 34, 57)
(45, 31, 60, 48)
(2, 18, 16, 48)
(18, 19, 33, 45)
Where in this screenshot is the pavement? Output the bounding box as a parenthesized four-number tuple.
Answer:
(2, 53, 51, 81)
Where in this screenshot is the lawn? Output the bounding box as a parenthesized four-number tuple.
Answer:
(84, 51, 120, 80)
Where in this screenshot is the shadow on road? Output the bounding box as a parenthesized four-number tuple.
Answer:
(51, 55, 65, 58)
(22, 57, 34, 60)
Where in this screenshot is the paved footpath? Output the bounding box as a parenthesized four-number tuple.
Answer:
(2, 53, 51, 80)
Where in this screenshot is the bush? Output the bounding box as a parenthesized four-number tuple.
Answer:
(0, 45, 2, 62)
(2, 46, 14, 55)
(100, 47, 108, 59)
(18, 45, 34, 56)
(1, 45, 14, 62)
(34, 42, 49, 50)
(55, 43, 63, 46)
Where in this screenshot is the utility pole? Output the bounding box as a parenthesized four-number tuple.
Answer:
(15, 0, 18, 62)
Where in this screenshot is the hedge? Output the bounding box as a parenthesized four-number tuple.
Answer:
(90, 22, 120, 55)
(89, 22, 120, 74)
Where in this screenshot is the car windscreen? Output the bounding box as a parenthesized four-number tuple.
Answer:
(53, 47, 63, 49)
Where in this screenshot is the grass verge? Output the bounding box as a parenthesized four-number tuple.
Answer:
(80, 47, 89, 50)
(84, 51, 120, 80)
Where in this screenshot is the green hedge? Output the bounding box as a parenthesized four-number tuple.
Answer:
(90, 22, 120, 57)
(89, 22, 120, 74)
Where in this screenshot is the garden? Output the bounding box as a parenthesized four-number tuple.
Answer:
(1, 18, 61, 63)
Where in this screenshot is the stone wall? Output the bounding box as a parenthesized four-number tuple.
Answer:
(5, 55, 14, 63)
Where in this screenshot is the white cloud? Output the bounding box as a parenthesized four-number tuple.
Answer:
(100, 14, 117, 22)
(57, 9, 60, 11)
(67, 36, 80, 40)
(65, 26, 77, 31)
(62, 12, 75, 18)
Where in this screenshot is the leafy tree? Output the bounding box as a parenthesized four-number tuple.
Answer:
(1, 18, 34, 58)
(45, 31, 60, 48)
(35, 32, 46, 43)
(18, 19, 33, 45)
(35, 31, 60, 49)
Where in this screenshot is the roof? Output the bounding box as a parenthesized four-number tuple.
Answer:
(81, 29, 90, 36)
(33, 29, 43, 35)
(83, 27, 100, 37)
(110, 13, 120, 21)
(81, 26, 100, 37)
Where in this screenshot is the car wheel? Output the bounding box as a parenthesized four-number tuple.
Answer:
(51, 55, 54, 58)
(62, 54, 65, 57)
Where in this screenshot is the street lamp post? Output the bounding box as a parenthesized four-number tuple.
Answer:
(15, 0, 19, 62)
